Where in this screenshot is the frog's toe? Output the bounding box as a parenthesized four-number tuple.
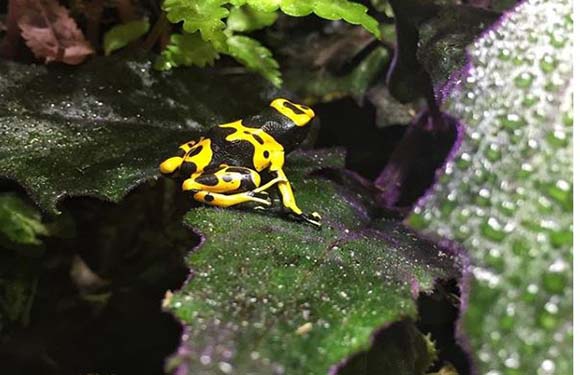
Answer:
(249, 191, 271, 201)
(293, 212, 322, 228)
(239, 191, 270, 207)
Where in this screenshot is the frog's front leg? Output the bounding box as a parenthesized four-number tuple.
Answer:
(182, 165, 271, 208)
(160, 138, 213, 177)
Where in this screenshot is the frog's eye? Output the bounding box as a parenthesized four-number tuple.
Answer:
(270, 98, 315, 127)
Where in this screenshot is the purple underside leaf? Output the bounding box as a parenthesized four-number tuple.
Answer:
(374, 110, 459, 212)
(371, 1, 507, 213)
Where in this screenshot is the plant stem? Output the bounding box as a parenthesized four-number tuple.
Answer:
(86, 0, 106, 49)
(142, 12, 169, 52)
(0, 0, 23, 59)
(117, 0, 137, 22)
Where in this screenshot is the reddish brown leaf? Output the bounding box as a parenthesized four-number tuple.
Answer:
(17, 0, 93, 65)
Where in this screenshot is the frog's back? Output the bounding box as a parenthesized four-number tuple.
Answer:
(205, 124, 256, 169)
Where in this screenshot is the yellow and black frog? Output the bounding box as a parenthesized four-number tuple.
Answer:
(159, 98, 321, 227)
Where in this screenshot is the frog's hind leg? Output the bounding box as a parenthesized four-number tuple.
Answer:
(192, 191, 271, 208)
(159, 140, 198, 174)
(182, 165, 271, 208)
(270, 169, 322, 227)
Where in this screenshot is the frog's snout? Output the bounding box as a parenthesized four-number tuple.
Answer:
(160, 157, 183, 174)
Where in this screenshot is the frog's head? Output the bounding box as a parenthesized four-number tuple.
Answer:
(269, 98, 315, 127)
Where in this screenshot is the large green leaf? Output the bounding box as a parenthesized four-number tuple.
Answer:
(165, 149, 464, 374)
(410, 0, 573, 373)
(0, 57, 274, 214)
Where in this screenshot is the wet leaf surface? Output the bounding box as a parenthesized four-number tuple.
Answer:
(168, 149, 464, 374)
(411, 0, 573, 373)
(0, 56, 275, 214)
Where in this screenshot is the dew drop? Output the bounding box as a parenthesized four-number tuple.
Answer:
(481, 217, 507, 242)
(500, 113, 525, 129)
(540, 54, 558, 73)
(514, 72, 534, 88)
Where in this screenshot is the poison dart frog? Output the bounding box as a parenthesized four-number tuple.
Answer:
(159, 98, 321, 227)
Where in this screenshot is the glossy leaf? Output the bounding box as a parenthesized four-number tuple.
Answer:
(166, 150, 464, 374)
(0, 57, 274, 214)
(411, 0, 573, 373)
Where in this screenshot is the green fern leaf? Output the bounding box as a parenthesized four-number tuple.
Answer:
(237, 0, 379, 36)
(162, 0, 229, 49)
(155, 33, 219, 71)
(279, 0, 380, 36)
(160, 0, 379, 82)
(312, 0, 379, 36)
(225, 35, 281, 86)
(279, 0, 311, 16)
(227, 6, 278, 33)
(246, 0, 279, 13)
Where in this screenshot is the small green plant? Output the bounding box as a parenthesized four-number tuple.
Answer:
(156, 0, 380, 86)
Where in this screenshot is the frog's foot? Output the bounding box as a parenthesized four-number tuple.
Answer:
(249, 191, 270, 200)
(292, 212, 322, 228)
(247, 191, 272, 207)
